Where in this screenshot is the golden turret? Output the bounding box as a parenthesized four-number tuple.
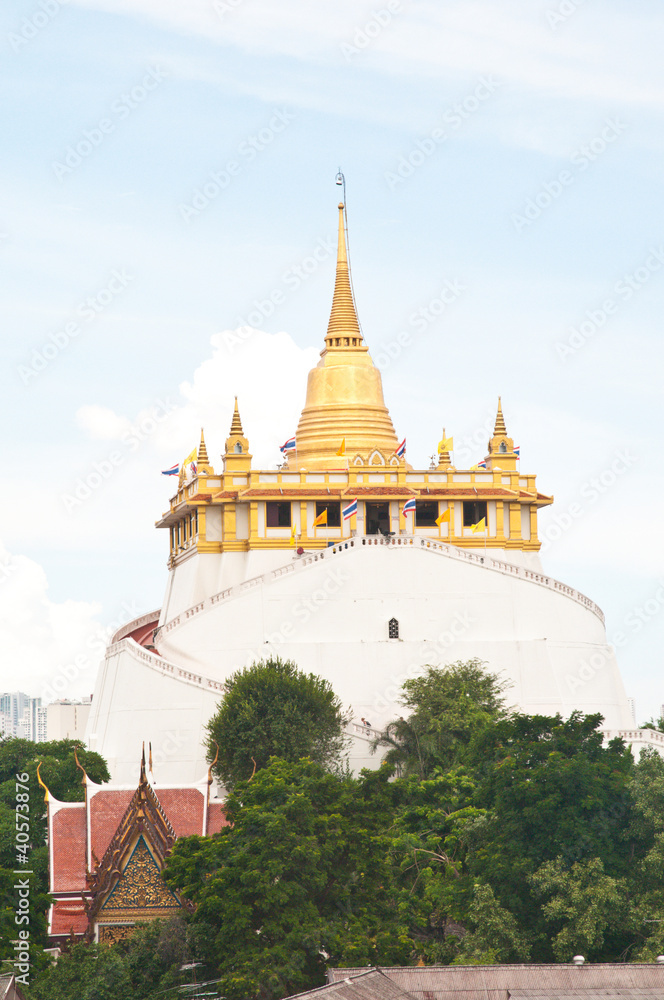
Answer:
(223, 397, 252, 473)
(486, 396, 517, 471)
(290, 201, 399, 470)
(197, 428, 214, 475)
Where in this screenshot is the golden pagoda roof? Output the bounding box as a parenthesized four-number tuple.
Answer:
(290, 201, 399, 470)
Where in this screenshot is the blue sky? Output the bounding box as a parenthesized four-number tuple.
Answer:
(1, 0, 663, 722)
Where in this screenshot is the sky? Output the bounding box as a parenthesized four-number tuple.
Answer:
(1, 0, 663, 722)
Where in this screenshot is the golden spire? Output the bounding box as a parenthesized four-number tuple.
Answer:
(230, 396, 243, 435)
(290, 197, 398, 470)
(437, 428, 451, 468)
(325, 203, 362, 347)
(197, 428, 209, 465)
(494, 397, 507, 435)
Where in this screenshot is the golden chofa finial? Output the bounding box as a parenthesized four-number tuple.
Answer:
(197, 428, 210, 465)
(494, 397, 507, 436)
(325, 201, 362, 346)
(230, 396, 243, 435)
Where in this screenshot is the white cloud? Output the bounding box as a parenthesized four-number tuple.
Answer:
(0, 543, 105, 701)
(68, 0, 664, 114)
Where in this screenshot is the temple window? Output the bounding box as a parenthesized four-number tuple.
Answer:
(234, 442, 243, 453)
(415, 501, 438, 527)
(499, 442, 507, 453)
(463, 500, 487, 527)
(266, 501, 291, 527)
(315, 501, 341, 527)
(388, 618, 399, 639)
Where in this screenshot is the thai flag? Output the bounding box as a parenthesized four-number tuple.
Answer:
(514, 445, 521, 458)
(395, 438, 406, 458)
(280, 437, 296, 454)
(403, 497, 416, 515)
(161, 464, 179, 476)
(477, 459, 487, 469)
(342, 498, 358, 520)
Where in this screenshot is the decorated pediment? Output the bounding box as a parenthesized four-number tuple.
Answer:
(101, 836, 180, 913)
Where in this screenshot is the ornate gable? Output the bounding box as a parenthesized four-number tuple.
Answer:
(101, 836, 180, 914)
(85, 752, 186, 943)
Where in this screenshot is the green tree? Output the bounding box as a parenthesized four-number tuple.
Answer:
(530, 856, 626, 962)
(372, 659, 508, 778)
(164, 759, 413, 1000)
(205, 657, 350, 788)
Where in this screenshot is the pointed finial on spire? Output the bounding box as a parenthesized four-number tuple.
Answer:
(74, 745, 88, 785)
(494, 397, 507, 436)
(230, 396, 243, 435)
(197, 428, 209, 465)
(140, 743, 147, 786)
(325, 201, 362, 347)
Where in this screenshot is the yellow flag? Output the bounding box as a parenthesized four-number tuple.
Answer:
(471, 518, 486, 533)
(438, 436, 453, 453)
(436, 508, 451, 526)
(184, 447, 197, 465)
(336, 438, 346, 456)
(290, 524, 297, 546)
(313, 508, 328, 527)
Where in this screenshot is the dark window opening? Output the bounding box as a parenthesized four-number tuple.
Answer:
(463, 500, 487, 527)
(315, 501, 341, 527)
(499, 442, 507, 453)
(234, 442, 243, 453)
(266, 501, 291, 528)
(415, 501, 438, 527)
(388, 617, 399, 639)
(365, 502, 390, 535)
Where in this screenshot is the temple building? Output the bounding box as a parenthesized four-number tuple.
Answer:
(87, 198, 656, 785)
(44, 750, 226, 948)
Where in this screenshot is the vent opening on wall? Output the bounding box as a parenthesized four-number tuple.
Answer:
(388, 617, 399, 639)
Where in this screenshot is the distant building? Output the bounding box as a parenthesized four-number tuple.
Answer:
(46, 698, 91, 742)
(0, 692, 46, 742)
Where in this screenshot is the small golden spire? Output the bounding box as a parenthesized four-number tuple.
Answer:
(437, 428, 451, 468)
(494, 397, 507, 436)
(230, 396, 243, 435)
(325, 203, 362, 345)
(197, 428, 209, 465)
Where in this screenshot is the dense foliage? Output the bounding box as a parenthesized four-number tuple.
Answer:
(205, 656, 350, 788)
(26, 662, 664, 999)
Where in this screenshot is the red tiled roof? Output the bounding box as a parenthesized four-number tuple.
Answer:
(52, 806, 87, 892)
(211, 491, 239, 500)
(207, 801, 229, 835)
(186, 494, 212, 503)
(90, 790, 134, 864)
(240, 488, 343, 499)
(126, 620, 158, 647)
(155, 788, 206, 838)
(50, 898, 88, 937)
(420, 488, 518, 498)
(347, 487, 415, 497)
